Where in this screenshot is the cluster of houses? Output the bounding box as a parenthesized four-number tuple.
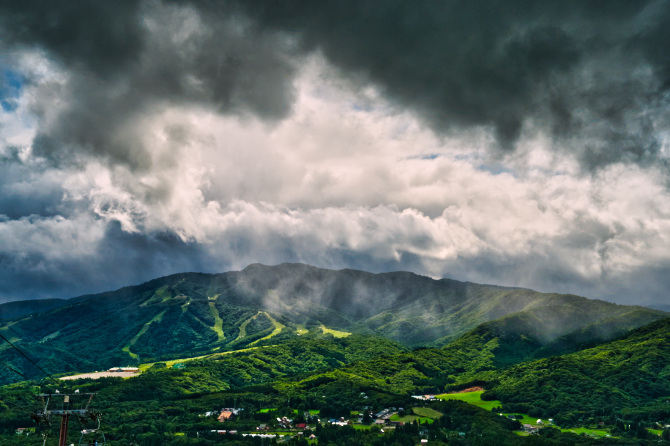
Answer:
(206, 404, 562, 438)
(254, 422, 317, 441)
(15, 428, 35, 435)
(372, 407, 407, 427)
(201, 407, 244, 422)
(328, 417, 350, 427)
(522, 424, 539, 434)
(521, 418, 554, 434)
(260, 417, 308, 430)
(411, 394, 437, 401)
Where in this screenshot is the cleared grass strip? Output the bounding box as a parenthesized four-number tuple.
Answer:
(319, 324, 351, 338)
(208, 299, 225, 342)
(122, 310, 167, 360)
(249, 313, 285, 346)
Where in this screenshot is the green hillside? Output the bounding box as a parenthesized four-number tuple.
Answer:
(0, 263, 666, 385)
(478, 318, 670, 425)
(1, 318, 669, 445)
(0, 298, 72, 320)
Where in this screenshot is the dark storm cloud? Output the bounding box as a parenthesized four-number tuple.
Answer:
(2, 0, 669, 170)
(1, 0, 298, 169)
(0, 220, 218, 303)
(237, 0, 670, 167)
(2, 0, 670, 307)
(0, 0, 144, 77)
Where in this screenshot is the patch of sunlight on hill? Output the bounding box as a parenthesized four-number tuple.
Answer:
(436, 390, 501, 411)
(139, 346, 264, 371)
(249, 313, 285, 346)
(320, 324, 351, 338)
(207, 297, 225, 342)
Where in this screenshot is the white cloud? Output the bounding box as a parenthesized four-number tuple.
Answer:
(2, 53, 670, 305)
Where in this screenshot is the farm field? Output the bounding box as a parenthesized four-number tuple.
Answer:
(437, 390, 619, 438)
(435, 390, 501, 411)
(388, 407, 441, 424)
(560, 427, 612, 437)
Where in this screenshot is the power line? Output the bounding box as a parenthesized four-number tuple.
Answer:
(3, 362, 28, 380)
(0, 333, 60, 386)
(2, 397, 34, 414)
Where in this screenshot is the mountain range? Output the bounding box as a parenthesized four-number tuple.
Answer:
(0, 263, 669, 445)
(0, 263, 666, 384)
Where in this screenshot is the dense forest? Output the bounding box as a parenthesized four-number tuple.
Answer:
(0, 265, 668, 445)
(0, 318, 669, 445)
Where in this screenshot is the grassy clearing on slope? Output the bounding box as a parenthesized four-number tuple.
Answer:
(444, 395, 618, 438)
(435, 390, 501, 411)
(320, 324, 351, 338)
(139, 346, 262, 371)
(560, 427, 612, 437)
(208, 300, 225, 342)
(140, 286, 171, 307)
(388, 413, 435, 424)
(412, 407, 443, 418)
(123, 310, 167, 360)
(249, 313, 285, 346)
(388, 407, 441, 424)
(389, 413, 418, 423)
(235, 311, 283, 344)
(294, 409, 320, 415)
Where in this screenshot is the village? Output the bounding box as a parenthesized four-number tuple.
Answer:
(199, 404, 436, 442)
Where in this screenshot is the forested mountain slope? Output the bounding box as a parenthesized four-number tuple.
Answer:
(0, 317, 669, 444)
(0, 263, 666, 384)
(480, 317, 670, 424)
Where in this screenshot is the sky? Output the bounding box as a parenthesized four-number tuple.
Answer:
(1, 1, 670, 307)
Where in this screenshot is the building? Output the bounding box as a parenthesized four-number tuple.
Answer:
(218, 410, 234, 422)
(107, 366, 140, 373)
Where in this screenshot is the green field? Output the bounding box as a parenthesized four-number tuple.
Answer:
(560, 427, 612, 437)
(515, 414, 539, 425)
(388, 406, 441, 424)
(320, 324, 351, 338)
(435, 390, 501, 411)
(412, 407, 443, 418)
(294, 409, 320, 415)
(389, 413, 419, 423)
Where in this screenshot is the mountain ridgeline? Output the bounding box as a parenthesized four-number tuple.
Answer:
(0, 263, 666, 383)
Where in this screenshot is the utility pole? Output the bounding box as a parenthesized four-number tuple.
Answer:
(33, 392, 98, 446)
